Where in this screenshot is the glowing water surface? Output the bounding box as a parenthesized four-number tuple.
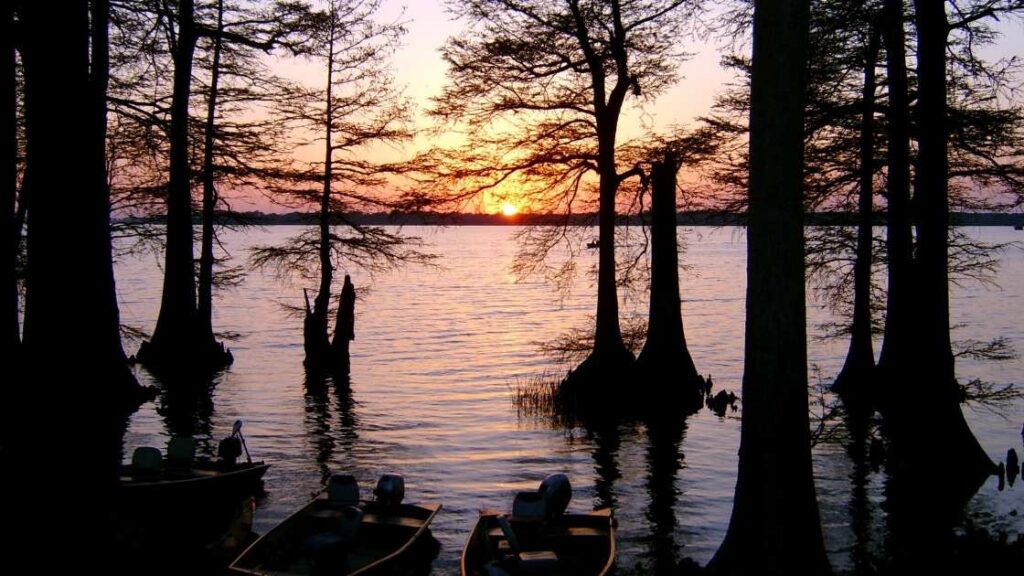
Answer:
(119, 226, 1024, 574)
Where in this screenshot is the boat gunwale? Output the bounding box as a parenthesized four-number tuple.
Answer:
(229, 497, 441, 576)
(119, 462, 271, 489)
(460, 507, 615, 576)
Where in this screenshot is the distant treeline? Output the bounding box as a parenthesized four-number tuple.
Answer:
(118, 210, 1024, 227)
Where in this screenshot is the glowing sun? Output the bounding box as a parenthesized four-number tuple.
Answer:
(500, 201, 519, 217)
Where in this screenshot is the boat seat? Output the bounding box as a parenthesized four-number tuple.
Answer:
(304, 505, 364, 555)
(167, 436, 196, 470)
(543, 525, 608, 538)
(517, 550, 560, 572)
(361, 512, 424, 529)
(131, 446, 163, 478)
(489, 524, 606, 540)
(495, 515, 559, 572)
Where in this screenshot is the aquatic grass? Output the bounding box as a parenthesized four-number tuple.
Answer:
(509, 373, 583, 428)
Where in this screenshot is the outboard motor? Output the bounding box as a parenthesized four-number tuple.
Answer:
(328, 474, 361, 505)
(218, 435, 242, 465)
(538, 473, 571, 517)
(374, 474, 405, 506)
(512, 491, 547, 519)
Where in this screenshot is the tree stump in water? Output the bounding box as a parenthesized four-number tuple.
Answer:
(330, 274, 356, 377)
(304, 276, 356, 380)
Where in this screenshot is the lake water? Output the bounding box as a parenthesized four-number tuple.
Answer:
(118, 226, 1024, 574)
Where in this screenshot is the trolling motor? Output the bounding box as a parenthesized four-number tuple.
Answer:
(218, 419, 252, 467)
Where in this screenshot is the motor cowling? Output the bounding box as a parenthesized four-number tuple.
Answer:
(538, 473, 571, 517)
(374, 474, 405, 506)
(218, 436, 242, 465)
(328, 474, 360, 505)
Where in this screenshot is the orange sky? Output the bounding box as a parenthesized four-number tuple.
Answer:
(238, 0, 1024, 214)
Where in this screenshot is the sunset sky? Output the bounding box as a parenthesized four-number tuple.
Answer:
(385, 1, 1024, 137)
(247, 0, 1024, 214)
(388, 1, 730, 130)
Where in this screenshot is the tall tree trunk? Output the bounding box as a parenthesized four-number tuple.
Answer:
(833, 25, 881, 402)
(197, 0, 225, 348)
(904, 0, 992, 482)
(594, 145, 626, 362)
(563, 1, 635, 393)
(563, 124, 634, 394)
(306, 12, 335, 374)
(88, 0, 137, 400)
(877, 0, 914, 379)
(911, 0, 952, 399)
(591, 132, 634, 372)
(141, 0, 201, 370)
(635, 153, 703, 412)
(2, 5, 16, 354)
(16, 0, 140, 521)
(20, 0, 140, 404)
(709, 1, 830, 574)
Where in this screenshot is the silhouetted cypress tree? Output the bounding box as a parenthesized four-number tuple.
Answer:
(888, 0, 993, 486)
(423, 1, 705, 394)
(196, 0, 227, 354)
(2, 5, 16, 355)
(16, 0, 144, 496)
(0, 3, 19, 455)
(709, 1, 831, 574)
(832, 21, 881, 402)
(1, 5, 14, 350)
(137, 0, 227, 374)
(194, 0, 313, 359)
(876, 0, 915, 387)
(250, 0, 427, 379)
(635, 153, 704, 413)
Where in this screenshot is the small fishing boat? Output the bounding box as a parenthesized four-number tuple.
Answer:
(119, 420, 269, 503)
(119, 460, 271, 500)
(230, 474, 441, 575)
(114, 422, 270, 564)
(461, 475, 616, 576)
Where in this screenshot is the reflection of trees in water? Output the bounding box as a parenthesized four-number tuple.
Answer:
(827, 400, 1002, 574)
(153, 373, 217, 458)
(643, 415, 688, 575)
(576, 412, 693, 575)
(881, 443, 982, 573)
(586, 421, 622, 509)
(549, 391, 1008, 573)
(304, 374, 359, 486)
(800, 399, 1009, 573)
(843, 411, 876, 573)
(109, 410, 135, 477)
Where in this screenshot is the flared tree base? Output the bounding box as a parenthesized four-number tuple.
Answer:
(303, 350, 350, 383)
(108, 361, 158, 412)
(135, 335, 234, 381)
(634, 348, 706, 416)
(557, 342, 635, 412)
(831, 356, 876, 419)
(876, 362, 995, 496)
